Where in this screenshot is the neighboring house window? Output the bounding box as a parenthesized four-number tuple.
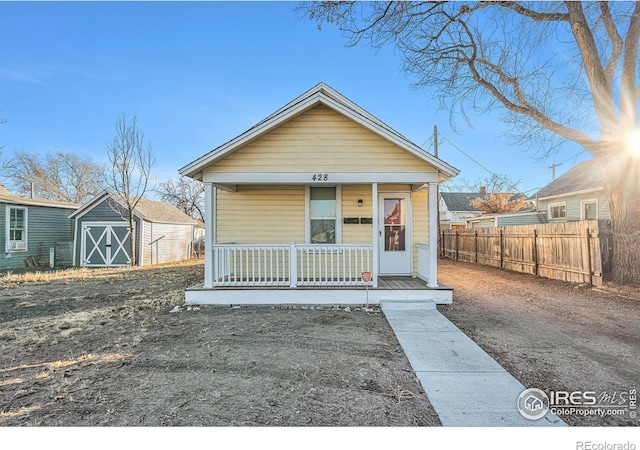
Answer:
(6, 206, 28, 252)
(549, 202, 566, 220)
(308, 186, 340, 244)
(582, 200, 598, 220)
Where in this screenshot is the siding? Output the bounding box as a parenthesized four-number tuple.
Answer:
(74, 198, 142, 265)
(497, 213, 547, 227)
(538, 190, 610, 222)
(412, 190, 428, 275)
(216, 185, 305, 244)
(204, 105, 437, 174)
(1, 202, 76, 270)
(341, 185, 372, 244)
(142, 220, 153, 265)
(148, 222, 194, 264)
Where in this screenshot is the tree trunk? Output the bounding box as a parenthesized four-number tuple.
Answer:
(128, 211, 136, 267)
(599, 154, 640, 284)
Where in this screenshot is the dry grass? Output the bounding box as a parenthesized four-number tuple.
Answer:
(0, 259, 202, 286)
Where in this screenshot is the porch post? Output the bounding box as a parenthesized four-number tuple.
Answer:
(428, 181, 438, 287)
(203, 182, 215, 288)
(371, 183, 379, 288)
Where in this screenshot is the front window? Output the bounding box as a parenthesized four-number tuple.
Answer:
(549, 203, 566, 220)
(309, 187, 336, 243)
(6, 206, 27, 252)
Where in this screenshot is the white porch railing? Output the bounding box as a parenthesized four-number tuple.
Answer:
(211, 243, 373, 287)
(416, 243, 430, 283)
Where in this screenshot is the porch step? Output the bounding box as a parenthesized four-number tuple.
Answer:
(379, 300, 437, 310)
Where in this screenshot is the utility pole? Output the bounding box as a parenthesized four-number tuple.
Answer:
(433, 125, 439, 158)
(549, 162, 562, 180)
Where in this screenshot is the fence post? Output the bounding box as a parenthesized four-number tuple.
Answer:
(499, 228, 504, 269)
(586, 228, 593, 286)
(441, 229, 445, 258)
(455, 231, 459, 261)
(474, 229, 478, 263)
(533, 229, 538, 277)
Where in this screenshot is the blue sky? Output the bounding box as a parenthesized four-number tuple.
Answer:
(0, 1, 590, 196)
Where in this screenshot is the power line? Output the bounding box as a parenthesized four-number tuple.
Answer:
(439, 135, 495, 176)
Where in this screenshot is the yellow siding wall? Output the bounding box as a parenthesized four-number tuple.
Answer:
(341, 185, 372, 244)
(412, 190, 429, 275)
(216, 185, 305, 244)
(205, 105, 435, 173)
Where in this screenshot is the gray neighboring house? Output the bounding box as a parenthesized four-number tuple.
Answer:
(69, 191, 202, 267)
(531, 159, 610, 222)
(466, 208, 548, 228)
(1, 184, 79, 270)
(439, 192, 484, 229)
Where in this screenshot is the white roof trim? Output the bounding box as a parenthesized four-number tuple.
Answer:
(179, 83, 459, 179)
(1, 198, 78, 210)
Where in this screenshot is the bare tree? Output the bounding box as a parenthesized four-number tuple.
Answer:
(156, 177, 204, 221)
(3, 150, 105, 203)
(302, 2, 640, 283)
(106, 115, 155, 266)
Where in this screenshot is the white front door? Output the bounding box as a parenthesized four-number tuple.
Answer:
(379, 193, 412, 275)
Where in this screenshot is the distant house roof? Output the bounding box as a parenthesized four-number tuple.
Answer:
(533, 160, 603, 199)
(69, 190, 199, 225)
(440, 192, 484, 212)
(0, 184, 80, 209)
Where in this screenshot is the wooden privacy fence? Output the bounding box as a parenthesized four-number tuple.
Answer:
(441, 220, 608, 286)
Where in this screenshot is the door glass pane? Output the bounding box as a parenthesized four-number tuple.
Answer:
(384, 199, 405, 251)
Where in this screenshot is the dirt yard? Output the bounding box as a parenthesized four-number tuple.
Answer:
(437, 258, 639, 427)
(0, 260, 438, 426)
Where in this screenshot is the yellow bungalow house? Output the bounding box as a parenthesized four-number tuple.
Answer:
(179, 83, 459, 305)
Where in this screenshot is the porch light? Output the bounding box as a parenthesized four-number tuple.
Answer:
(358, 199, 363, 207)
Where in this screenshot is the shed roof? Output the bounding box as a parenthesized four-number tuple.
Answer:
(533, 160, 603, 199)
(69, 191, 199, 224)
(179, 82, 459, 180)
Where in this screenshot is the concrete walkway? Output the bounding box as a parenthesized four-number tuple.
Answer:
(381, 301, 566, 427)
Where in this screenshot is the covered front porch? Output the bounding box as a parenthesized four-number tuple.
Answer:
(184, 180, 453, 306)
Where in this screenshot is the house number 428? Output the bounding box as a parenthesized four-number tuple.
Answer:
(312, 173, 329, 181)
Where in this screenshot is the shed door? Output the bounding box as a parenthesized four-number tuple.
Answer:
(82, 223, 132, 267)
(378, 193, 412, 275)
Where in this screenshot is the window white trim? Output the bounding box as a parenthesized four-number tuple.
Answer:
(5, 205, 28, 253)
(548, 201, 567, 220)
(581, 198, 599, 221)
(305, 185, 342, 244)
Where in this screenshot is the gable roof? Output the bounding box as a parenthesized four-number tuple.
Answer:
(533, 160, 603, 200)
(179, 82, 459, 180)
(440, 192, 485, 212)
(69, 190, 199, 224)
(0, 184, 80, 209)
